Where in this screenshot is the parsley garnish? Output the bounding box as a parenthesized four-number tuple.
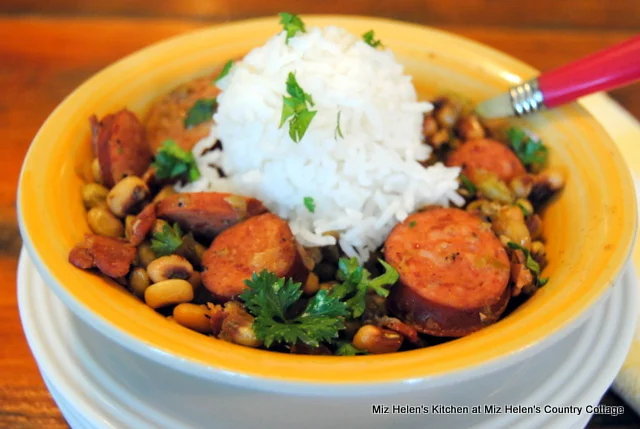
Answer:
(329, 257, 399, 318)
(507, 242, 541, 277)
(408, 221, 417, 228)
(335, 111, 344, 139)
(152, 140, 201, 182)
(459, 173, 476, 197)
(362, 30, 383, 48)
(335, 341, 368, 356)
(240, 271, 348, 348)
(215, 60, 233, 83)
(184, 98, 217, 128)
(151, 223, 183, 257)
(278, 12, 306, 43)
(279, 72, 317, 143)
(538, 277, 549, 287)
(507, 127, 548, 168)
(303, 196, 316, 213)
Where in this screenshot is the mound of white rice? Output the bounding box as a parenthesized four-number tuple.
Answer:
(178, 25, 463, 261)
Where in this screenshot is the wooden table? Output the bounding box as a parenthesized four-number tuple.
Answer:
(1, 1, 639, 427)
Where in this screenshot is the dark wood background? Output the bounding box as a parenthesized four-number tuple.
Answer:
(1, 1, 639, 427)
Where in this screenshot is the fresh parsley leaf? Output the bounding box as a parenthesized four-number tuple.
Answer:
(240, 271, 348, 348)
(362, 30, 383, 48)
(303, 196, 315, 213)
(408, 220, 417, 228)
(184, 98, 217, 128)
(459, 173, 476, 197)
(279, 72, 317, 143)
(279, 12, 306, 43)
(152, 140, 201, 182)
(330, 257, 399, 318)
(215, 60, 233, 83)
(507, 127, 548, 168)
(335, 111, 344, 139)
(151, 223, 183, 257)
(538, 277, 549, 287)
(507, 242, 541, 277)
(335, 341, 368, 356)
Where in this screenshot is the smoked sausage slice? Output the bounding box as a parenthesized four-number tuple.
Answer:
(91, 109, 153, 188)
(156, 192, 267, 239)
(446, 138, 525, 183)
(384, 207, 511, 337)
(202, 213, 307, 302)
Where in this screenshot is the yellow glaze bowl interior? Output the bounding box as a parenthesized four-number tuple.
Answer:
(18, 16, 637, 385)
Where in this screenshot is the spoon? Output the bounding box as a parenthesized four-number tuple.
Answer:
(475, 34, 640, 119)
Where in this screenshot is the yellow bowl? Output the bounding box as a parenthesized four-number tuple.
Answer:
(17, 16, 637, 389)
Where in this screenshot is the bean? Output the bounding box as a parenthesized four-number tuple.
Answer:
(137, 242, 157, 268)
(492, 206, 531, 249)
(422, 115, 438, 138)
(218, 302, 262, 347)
(302, 272, 320, 296)
(527, 214, 544, 240)
(144, 279, 194, 309)
(107, 176, 149, 218)
(129, 267, 150, 298)
(173, 303, 211, 333)
(456, 115, 485, 140)
(435, 100, 459, 129)
(86, 207, 124, 238)
(81, 183, 109, 209)
(429, 128, 449, 149)
(91, 158, 103, 185)
(147, 255, 193, 283)
(531, 241, 546, 260)
(509, 175, 534, 199)
(352, 325, 403, 354)
(152, 219, 169, 236)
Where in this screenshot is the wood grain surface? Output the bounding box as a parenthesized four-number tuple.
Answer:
(1, 2, 639, 427)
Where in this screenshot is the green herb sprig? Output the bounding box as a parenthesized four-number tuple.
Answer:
(507, 127, 548, 169)
(240, 271, 348, 348)
(184, 98, 217, 128)
(507, 242, 548, 286)
(279, 72, 317, 143)
(151, 223, 184, 257)
(279, 12, 306, 43)
(303, 196, 316, 213)
(362, 30, 383, 48)
(215, 60, 233, 83)
(152, 140, 201, 182)
(329, 257, 399, 318)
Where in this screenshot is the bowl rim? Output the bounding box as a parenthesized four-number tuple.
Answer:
(17, 14, 638, 393)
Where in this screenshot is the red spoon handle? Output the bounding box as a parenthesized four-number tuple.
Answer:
(538, 34, 640, 108)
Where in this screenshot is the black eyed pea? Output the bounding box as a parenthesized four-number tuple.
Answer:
(455, 115, 486, 141)
(218, 302, 262, 348)
(492, 206, 531, 249)
(129, 267, 150, 298)
(509, 175, 534, 199)
(137, 242, 157, 268)
(434, 100, 460, 129)
(81, 183, 109, 209)
(144, 279, 194, 309)
(352, 325, 403, 354)
(147, 255, 194, 284)
(106, 176, 149, 218)
(91, 158, 103, 184)
(422, 115, 438, 138)
(173, 303, 211, 333)
(87, 206, 124, 238)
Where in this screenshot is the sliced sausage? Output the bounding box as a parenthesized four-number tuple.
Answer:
(202, 213, 307, 302)
(446, 138, 525, 183)
(91, 109, 153, 188)
(156, 192, 267, 240)
(129, 203, 157, 246)
(69, 234, 136, 278)
(384, 207, 511, 337)
(145, 74, 220, 153)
